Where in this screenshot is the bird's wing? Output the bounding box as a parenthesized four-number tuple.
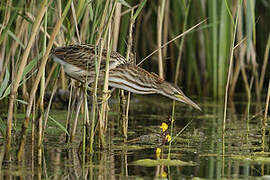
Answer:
(51, 44, 127, 71)
(110, 63, 165, 90)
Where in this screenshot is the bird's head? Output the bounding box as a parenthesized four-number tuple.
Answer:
(158, 82, 201, 111)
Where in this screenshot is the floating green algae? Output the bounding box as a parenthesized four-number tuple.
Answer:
(232, 155, 270, 163)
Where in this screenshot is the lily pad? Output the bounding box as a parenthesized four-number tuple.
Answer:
(131, 159, 196, 167)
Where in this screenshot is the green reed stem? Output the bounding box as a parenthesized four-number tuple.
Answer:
(259, 33, 270, 93)
(122, 8, 134, 140)
(262, 80, 270, 152)
(174, 0, 190, 83)
(209, 0, 218, 98)
(168, 100, 175, 160)
(89, 0, 116, 153)
(82, 90, 88, 175)
(37, 7, 48, 166)
(89, 41, 104, 153)
(222, 0, 242, 167)
(99, 36, 112, 148)
(157, 0, 166, 78)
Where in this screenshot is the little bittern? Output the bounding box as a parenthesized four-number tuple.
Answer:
(51, 44, 201, 110)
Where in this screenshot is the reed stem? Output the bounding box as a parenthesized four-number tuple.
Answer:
(157, 0, 166, 78)
(4, 0, 48, 162)
(17, 0, 72, 162)
(262, 80, 270, 152)
(222, 0, 242, 169)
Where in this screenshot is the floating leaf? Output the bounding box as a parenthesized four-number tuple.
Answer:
(132, 159, 196, 167)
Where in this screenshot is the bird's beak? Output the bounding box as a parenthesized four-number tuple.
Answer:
(175, 94, 201, 111)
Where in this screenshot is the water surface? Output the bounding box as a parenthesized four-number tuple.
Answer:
(0, 95, 269, 179)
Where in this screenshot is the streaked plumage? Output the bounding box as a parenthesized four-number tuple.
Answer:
(51, 44, 201, 110)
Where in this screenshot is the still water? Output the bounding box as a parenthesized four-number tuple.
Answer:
(1, 94, 269, 179)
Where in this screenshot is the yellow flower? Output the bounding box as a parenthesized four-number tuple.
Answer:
(160, 122, 168, 132)
(166, 135, 171, 142)
(156, 148, 161, 159)
(162, 171, 167, 178)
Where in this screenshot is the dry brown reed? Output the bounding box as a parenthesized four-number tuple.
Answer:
(4, 0, 49, 162)
(16, 0, 73, 162)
